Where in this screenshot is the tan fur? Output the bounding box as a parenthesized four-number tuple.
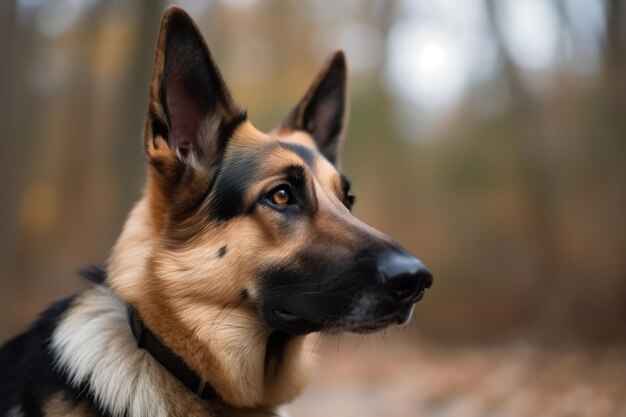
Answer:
(109, 206, 315, 409)
(105, 5, 359, 415)
(108, 113, 367, 412)
(109, 124, 318, 410)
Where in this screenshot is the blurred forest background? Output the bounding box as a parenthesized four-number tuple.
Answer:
(1, 1, 625, 416)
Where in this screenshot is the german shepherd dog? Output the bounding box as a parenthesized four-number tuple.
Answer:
(0, 6, 432, 417)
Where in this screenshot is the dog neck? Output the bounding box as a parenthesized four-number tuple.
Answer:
(108, 197, 315, 409)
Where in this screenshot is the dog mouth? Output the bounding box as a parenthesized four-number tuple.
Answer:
(274, 309, 303, 322)
(341, 303, 416, 334)
(343, 317, 403, 334)
(269, 309, 324, 334)
(271, 299, 417, 335)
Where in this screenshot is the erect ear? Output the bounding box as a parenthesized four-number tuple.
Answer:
(275, 50, 348, 166)
(145, 6, 246, 179)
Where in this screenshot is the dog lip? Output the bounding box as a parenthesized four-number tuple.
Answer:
(347, 318, 396, 334)
(342, 302, 417, 333)
(343, 313, 401, 333)
(269, 309, 323, 334)
(399, 288, 426, 305)
(273, 309, 300, 321)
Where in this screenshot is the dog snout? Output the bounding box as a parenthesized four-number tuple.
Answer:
(378, 252, 432, 303)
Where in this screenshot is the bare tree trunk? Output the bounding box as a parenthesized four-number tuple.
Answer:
(0, 0, 18, 339)
(603, 0, 626, 106)
(604, 0, 625, 70)
(113, 0, 165, 223)
(0, 1, 46, 337)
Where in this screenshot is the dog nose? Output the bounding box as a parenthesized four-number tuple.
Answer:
(378, 252, 432, 302)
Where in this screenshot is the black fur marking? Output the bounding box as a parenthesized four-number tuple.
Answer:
(78, 265, 107, 285)
(281, 143, 316, 168)
(285, 165, 307, 189)
(210, 151, 261, 220)
(151, 117, 170, 143)
(209, 144, 278, 220)
(218, 246, 227, 258)
(258, 258, 335, 334)
(0, 297, 112, 416)
(264, 331, 292, 380)
(217, 111, 247, 154)
(209, 144, 315, 221)
(258, 240, 395, 335)
(282, 165, 316, 216)
(240, 289, 249, 301)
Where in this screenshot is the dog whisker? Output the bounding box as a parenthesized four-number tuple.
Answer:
(214, 299, 246, 330)
(336, 333, 342, 359)
(209, 303, 229, 330)
(309, 333, 322, 361)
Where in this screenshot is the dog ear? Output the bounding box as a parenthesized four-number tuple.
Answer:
(145, 6, 245, 178)
(276, 50, 348, 166)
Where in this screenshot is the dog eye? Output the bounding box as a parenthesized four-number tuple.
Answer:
(269, 186, 292, 207)
(345, 194, 355, 210)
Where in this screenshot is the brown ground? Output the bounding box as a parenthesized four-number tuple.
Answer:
(287, 338, 626, 417)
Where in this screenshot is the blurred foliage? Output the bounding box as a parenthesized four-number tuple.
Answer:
(0, 0, 625, 348)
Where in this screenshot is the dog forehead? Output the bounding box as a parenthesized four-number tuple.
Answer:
(276, 130, 317, 149)
(226, 121, 343, 197)
(271, 130, 342, 187)
(229, 122, 312, 162)
(231, 122, 333, 169)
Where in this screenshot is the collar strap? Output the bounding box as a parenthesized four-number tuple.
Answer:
(127, 306, 218, 401)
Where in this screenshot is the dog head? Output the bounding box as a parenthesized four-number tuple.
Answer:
(131, 7, 432, 337)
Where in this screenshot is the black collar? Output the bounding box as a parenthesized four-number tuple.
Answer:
(127, 306, 218, 401)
